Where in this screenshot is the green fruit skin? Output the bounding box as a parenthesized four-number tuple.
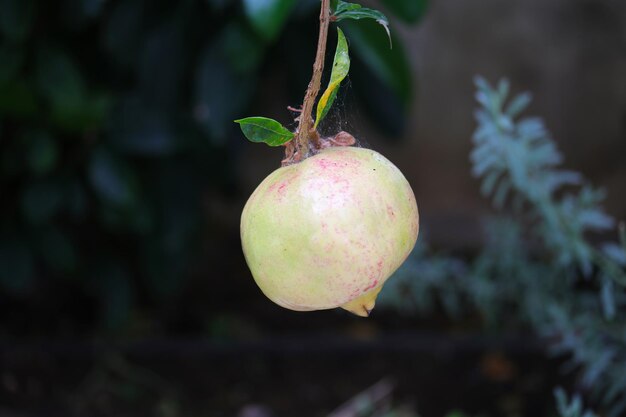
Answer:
(240, 146, 419, 312)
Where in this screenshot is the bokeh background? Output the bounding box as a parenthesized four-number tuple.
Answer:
(0, 0, 625, 416)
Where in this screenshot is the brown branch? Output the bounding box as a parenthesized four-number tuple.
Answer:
(283, 0, 331, 166)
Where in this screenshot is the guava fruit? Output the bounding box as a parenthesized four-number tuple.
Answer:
(240, 146, 418, 316)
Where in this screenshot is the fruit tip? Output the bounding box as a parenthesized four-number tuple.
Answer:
(340, 286, 382, 318)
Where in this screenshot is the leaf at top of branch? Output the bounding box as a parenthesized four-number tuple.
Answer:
(335, 2, 362, 14)
(333, 1, 392, 48)
(235, 117, 294, 146)
(315, 28, 350, 129)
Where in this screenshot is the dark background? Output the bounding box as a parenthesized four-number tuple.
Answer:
(0, 0, 624, 416)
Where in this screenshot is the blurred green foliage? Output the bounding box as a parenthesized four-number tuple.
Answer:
(380, 79, 626, 417)
(0, 0, 425, 331)
(554, 388, 598, 417)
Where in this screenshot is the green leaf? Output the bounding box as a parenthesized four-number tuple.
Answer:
(342, 19, 412, 106)
(243, 0, 296, 42)
(235, 117, 294, 146)
(335, 2, 361, 14)
(334, 1, 391, 47)
(315, 28, 350, 128)
(379, 0, 428, 24)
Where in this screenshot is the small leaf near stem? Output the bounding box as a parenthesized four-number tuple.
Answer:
(335, 2, 361, 13)
(235, 117, 294, 146)
(315, 27, 350, 129)
(236, 0, 394, 165)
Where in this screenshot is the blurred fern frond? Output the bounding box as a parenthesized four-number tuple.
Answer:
(473, 78, 626, 417)
(554, 387, 597, 417)
(380, 77, 626, 417)
(472, 77, 624, 284)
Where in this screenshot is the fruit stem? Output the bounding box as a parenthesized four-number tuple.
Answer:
(285, 0, 331, 165)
